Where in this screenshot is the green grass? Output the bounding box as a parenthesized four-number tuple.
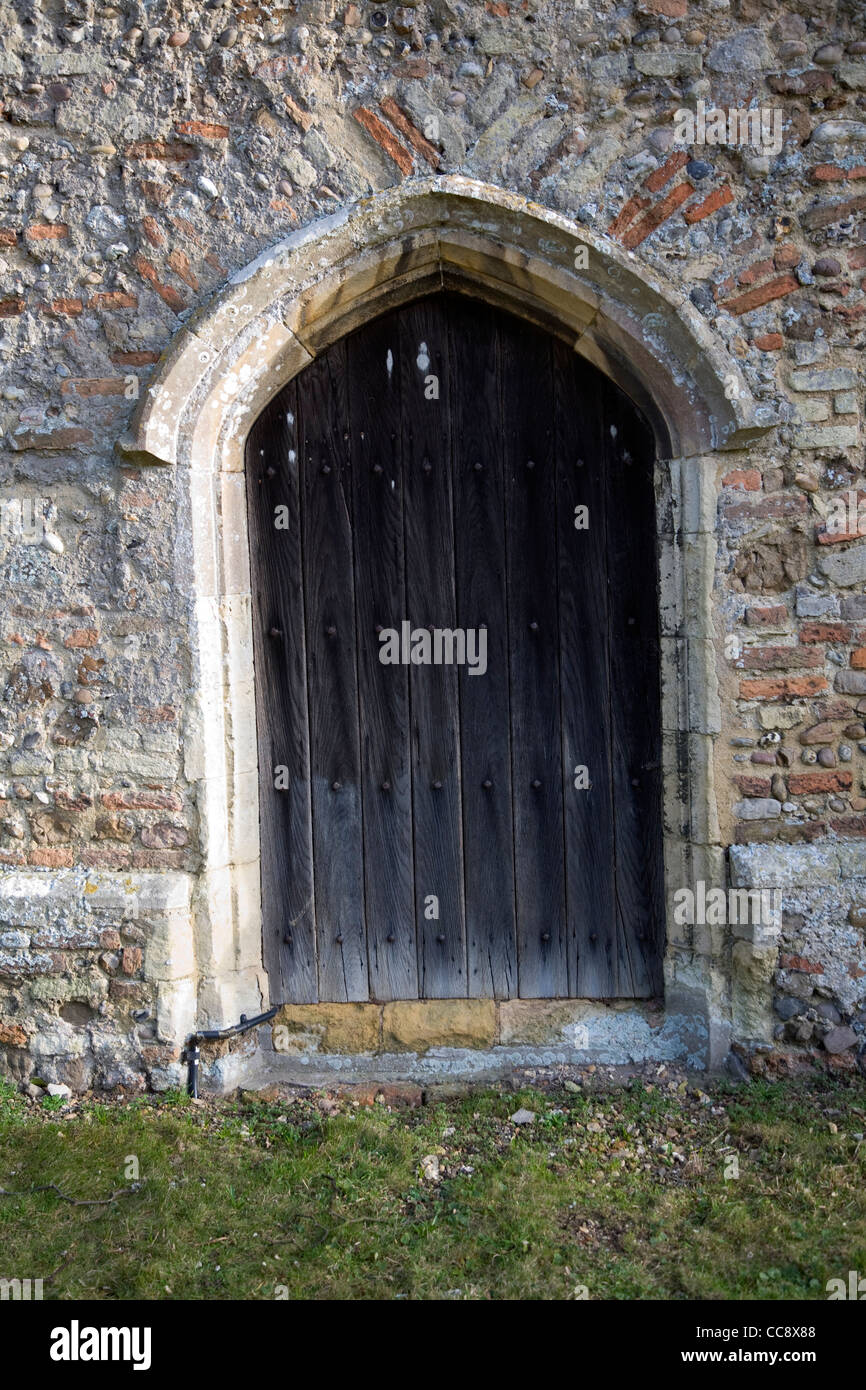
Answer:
(1, 1072, 864, 1300)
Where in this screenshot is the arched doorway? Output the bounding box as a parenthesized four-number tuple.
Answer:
(245, 291, 664, 1007)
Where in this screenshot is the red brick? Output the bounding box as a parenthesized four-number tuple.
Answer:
(722, 468, 761, 490)
(121, 947, 143, 975)
(802, 195, 866, 231)
(25, 223, 68, 240)
(0, 297, 24, 317)
(642, 0, 687, 14)
(12, 426, 93, 450)
(735, 775, 772, 796)
(141, 215, 164, 248)
(848, 246, 866, 270)
(722, 494, 808, 522)
(131, 849, 188, 869)
(49, 297, 83, 316)
(620, 181, 694, 250)
(81, 846, 132, 869)
(126, 139, 198, 163)
(90, 290, 138, 310)
(741, 645, 823, 670)
(739, 676, 827, 700)
(167, 248, 199, 291)
(110, 350, 160, 366)
(353, 107, 413, 176)
(61, 377, 127, 397)
(0, 227, 18, 246)
(721, 274, 800, 316)
(0, 1023, 28, 1047)
(644, 150, 689, 194)
(830, 816, 866, 837)
(683, 184, 734, 225)
(774, 244, 802, 270)
(788, 770, 853, 794)
(28, 848, 74, 867)
(133, 254, 185, 313)
(810, 164, 866, 182)
(745, 605, 787, 628)
(800, 622, 851, 644)
(607, 195, 651, 239)
(175, 119, 230, 139)
(738, 257, 775, 288)
(754, 332, 784, 351)
(101, 790, 183, 811)
(64, 629, 98, 648)
(780, 954, 824, 974)
(379, 97, 440, 169)
(851, 647, 866, 669)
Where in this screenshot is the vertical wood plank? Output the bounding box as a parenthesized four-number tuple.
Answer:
(245, 383, 317, 1002)
(450, 296, 517, 998)
(553, 346, 618, 998)
(400, 298, 467, 997)
(501, 314, 568, 998)
(348, 308, 418, 1000)
(297, 346, 368, 1002)
(604, 380, 666, 996)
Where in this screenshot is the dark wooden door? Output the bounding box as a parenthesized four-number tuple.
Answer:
(245, 292, 664, 1004)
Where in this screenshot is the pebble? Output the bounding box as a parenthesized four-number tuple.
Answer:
(839, 744, 853, 761)
(47, 1083, 72, 1099)
(813, 43, 843, 65)
(168, 31, 190, 47)
(510, 1108, 536, 1125)
(778, 41, 808, 61)
(197, 175, 219, 198)
(801, 748, 818, 764)
(218, 26, 238, 47)
(817, 747, 837, 767)
(828, 796, 846, 812)
(687, 159, 712, 180)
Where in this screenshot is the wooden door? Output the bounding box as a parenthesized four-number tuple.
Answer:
(245, 292, 664, 1004)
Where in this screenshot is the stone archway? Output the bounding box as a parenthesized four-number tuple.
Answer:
(118, 176, 774, 1087)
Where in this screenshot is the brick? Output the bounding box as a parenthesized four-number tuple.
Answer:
(722, 468, 761, 490)
(620, 181, 694, 249)
(830, 816, 866, 837)
(788, 771, 853, 794)
(801, 194, 866, 231)
(110, 350, 160, 367)
(167, 248, 199, 291)
(133, 254, 185, 313)
(800, 622, 851, 643)
(745, 605, 788, 628)
(774, 244, 802, 270)
(64, 629, 98, 648)
(741, 645, 823, 670)
(121, 946, 142, 975)
(738, 257, 775, 288)
(739, 676, 827, 699)
(683, 184, 734, 225)
(644, 150, 689, 193)
(101, 790, 183, 811)
(780, 954, 824, 974)
(851, 647, 866, 668)
(810, 165, 866, 182)
(848, 246, 866, 270)
(721, 494, 808, 522)
(0, 1022, 28, 1047)
(141, 215, 164, 248)
(61, 377, 127, 397)
(10, 426, 93, 451)
(175, 119, 230, 139)
(607, 194, 651, 239)
(274, 1002, 381, 1054)
(283, 93, 314, 132)
(720, 274, 800, 316)
(28, 848, 74, 867)
(81, 846, 132, 869)
(382, 999, 497, 1051)
(126, 139, 199, 162)
(140, 822, 189, 849)
(48, 297, 83, 316)
(735, 775, 772, 796)
(0, 228, 18, 246)
(90, 290, 138, 310)
(0, 297, 25, 317)
(352, 107, 413, 175)
(379, 97, 440, 169)
(25, 223, 68, 240)
(131, 849, 187, 869)
(754, 332, 784, 351)
(642, 0, 687, 13)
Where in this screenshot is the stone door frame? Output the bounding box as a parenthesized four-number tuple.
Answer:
(119, 175, 774, 1076)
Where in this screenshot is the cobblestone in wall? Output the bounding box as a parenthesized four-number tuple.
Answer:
(2, 0, 866, 1086)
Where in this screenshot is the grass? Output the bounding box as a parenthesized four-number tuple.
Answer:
(0, 1071, 864, 1300)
